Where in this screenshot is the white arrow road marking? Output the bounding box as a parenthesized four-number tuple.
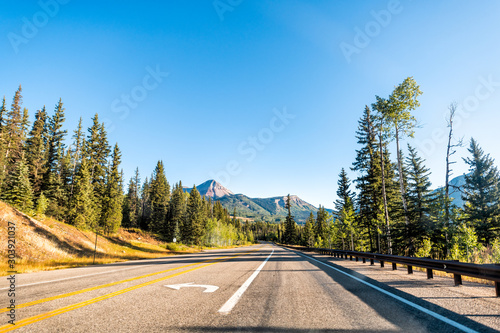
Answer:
(164, 282, 219, 293)
(218, 248, 274, 314)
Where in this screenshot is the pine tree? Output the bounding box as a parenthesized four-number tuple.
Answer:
(100, 144, 123, 234)
(35, 192, 49, 216)
(25, 106, 48, 196)
(183, 185, 204, 244)
(340, 197, 356, 251)
(0, 96, 6, 134)
(335, 168, 353, 216)
(405, 144, 435, 254)
(85, 114, 111, 220)
(139, 177, 151, 230)
(2, 86, 24, 185)
(67, 159, 96, 229)
(123, 168, 140, 228)
(315, 205, 328, 244)
(461, 138, 500, 244)
(166, 181, 186, 242)
(283, 194, 297, 244)
(304, 212, 315, 247)
(21, 108, 30, 141)
(2, 156, 33, 211)
(352, 106, 388, 252)
(148, 161, 170, 233)
(0, 97, 7, 186)
(69, 117, 84, 199)
(42, 99, 68, 218)
(214, 200, 225, 221)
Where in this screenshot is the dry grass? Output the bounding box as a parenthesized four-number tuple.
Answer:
(0, 201, 201, 276)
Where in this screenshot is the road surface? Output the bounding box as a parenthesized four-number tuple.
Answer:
(1, 244, 498, 332)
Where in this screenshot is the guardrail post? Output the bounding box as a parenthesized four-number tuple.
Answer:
(350, 255, 353, 261)
(495, 282, 500, 297)
(362, 257, 366, 263)
(355, 256, 359, 262)
(427, 268, 433, 279)
(454, 274, 462, 286)
(380, 260, 384, 268)
(407, 265, 413, 274)
(392, 263, 397, 270)
(370, 259, 374, 265)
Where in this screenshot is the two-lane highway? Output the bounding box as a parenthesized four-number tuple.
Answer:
(1, 244, 497, 332)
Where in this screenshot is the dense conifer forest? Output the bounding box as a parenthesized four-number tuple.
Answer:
(0, 85, 255, 246)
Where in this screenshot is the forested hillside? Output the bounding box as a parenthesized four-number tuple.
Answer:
(0, 86, 255, 247)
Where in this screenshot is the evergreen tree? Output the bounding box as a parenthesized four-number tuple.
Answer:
(21, 108, 30, 141)
(100, 144, 123, 234)
(0, 96, 6, 134)
(123, 168, 140, 228)
(2, 86, 24, 185)
(139, 177, 151, 230)
(405, 144, 435, 254)
(0, 97, 7, 186)
(166, 181, 186, 242)
(283, 194, 297, 244)
(461, 138, 500, 244)
(67, 159, 96, 229)
(148, 161, 170, 233)
(85, 114, 111, 220)
(2, 156, 33, 211)
(42, 99, 68, 218)
(335, 168, 353, 216)
(183, 185, 204, 244)
(25, 106, 48, 195)
(315, 205, 328, 244)
(352, 106, 387, 252)
(304, 212, 315, 247)
(340, 197, 356, 250)
(69, 117, 84, 199)
(214, 200, 225, 221)
(35, 191, 49, 216)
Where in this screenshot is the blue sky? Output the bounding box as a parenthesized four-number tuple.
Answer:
(1, 0, 500, 209)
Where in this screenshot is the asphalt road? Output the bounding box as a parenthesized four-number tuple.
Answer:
(1, 244, 498, 332)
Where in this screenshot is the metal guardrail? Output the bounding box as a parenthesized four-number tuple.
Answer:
(282, 245, 500, 297)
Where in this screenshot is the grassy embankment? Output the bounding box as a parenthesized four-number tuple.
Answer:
(0, 201, 242, 276)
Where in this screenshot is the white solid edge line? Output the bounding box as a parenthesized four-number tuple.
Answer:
(0, 264, 153, 290)
(218, 248, 274, 314)
(287, 248, 478, 333)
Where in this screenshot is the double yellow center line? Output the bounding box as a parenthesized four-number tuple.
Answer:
(0, 246, 264, 332)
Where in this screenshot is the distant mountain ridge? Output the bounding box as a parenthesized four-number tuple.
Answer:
(183, 174, 468, 224)
(183, 180, 320, 223)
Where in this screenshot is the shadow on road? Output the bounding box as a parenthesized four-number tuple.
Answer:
(287, 249, 498, 333)
(176, 327, 397, 332)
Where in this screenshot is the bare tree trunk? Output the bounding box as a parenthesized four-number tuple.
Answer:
(379, 128, 392, 254)
(395, 125, 411, 253)
(444, 103, 461, 257)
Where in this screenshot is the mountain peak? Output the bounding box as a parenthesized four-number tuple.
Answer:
(184, 179, 233, 199)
